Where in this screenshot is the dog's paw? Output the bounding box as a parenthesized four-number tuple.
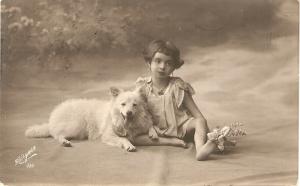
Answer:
(62, 141, 72, 147)
(126, 144, 136, 152)
(123, 143, 136, 152)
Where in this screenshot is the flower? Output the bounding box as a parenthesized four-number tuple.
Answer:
(207, 122, 246, 152)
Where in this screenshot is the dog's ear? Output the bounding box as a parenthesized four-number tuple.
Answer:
(135, 86, 146, 96)
(110, 87, 122, 97)
(135, 86, 147, 101)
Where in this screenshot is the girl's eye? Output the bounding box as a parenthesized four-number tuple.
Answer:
(133, 103, 137, 107)
(121, 103, 126, 106)
(154, 58, 161, 63)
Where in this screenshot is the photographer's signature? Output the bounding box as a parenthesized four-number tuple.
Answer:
(15, 146, 37, 168)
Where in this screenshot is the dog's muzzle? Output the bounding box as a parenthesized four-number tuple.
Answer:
(121, 111, 134, 121)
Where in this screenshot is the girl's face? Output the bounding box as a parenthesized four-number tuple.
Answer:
(149, 52, 175, 79)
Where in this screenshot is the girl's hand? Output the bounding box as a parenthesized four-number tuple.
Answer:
(149, 127, 159, 140)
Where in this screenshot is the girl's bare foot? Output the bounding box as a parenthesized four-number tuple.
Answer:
(196, 140, 217, 161)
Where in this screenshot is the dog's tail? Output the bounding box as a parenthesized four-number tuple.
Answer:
(25, 123, 50, 138)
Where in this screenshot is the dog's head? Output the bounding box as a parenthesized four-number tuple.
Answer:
(110, 87, 146, 121)
(110, 87, 147, 137)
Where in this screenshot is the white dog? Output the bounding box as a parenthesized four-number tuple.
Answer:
(25, 87, 185, 151)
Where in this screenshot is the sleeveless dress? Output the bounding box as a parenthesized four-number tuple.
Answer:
(136, 76, 195, 139)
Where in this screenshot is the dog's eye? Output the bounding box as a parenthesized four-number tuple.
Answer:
(133, 103, 137, 107)
(121, 103, 126, 106)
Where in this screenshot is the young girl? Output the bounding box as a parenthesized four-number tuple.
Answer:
(132, 40, 226, 161)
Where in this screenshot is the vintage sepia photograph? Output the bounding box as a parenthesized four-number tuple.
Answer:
(0, 0, 298, 185)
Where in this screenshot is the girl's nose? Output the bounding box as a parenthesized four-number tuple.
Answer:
(159, 62, 166, 69)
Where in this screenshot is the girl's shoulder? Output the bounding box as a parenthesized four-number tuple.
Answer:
(134, 76, 195, 95)
(169, 77, 195, 108)
(170, 77, 195, 95)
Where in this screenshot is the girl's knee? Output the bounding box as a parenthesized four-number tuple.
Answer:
(194, 118, 208, 132)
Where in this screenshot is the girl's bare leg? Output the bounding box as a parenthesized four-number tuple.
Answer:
(186, 118, 216, 160)
(133, 135, 187, 148)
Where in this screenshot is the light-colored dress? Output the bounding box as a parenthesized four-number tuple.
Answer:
(136, 76, 195, 139)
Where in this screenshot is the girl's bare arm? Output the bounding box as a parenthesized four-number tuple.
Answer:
(182, 92, 206, 121)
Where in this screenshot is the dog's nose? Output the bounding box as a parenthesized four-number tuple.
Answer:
(126, 111, 133, 116)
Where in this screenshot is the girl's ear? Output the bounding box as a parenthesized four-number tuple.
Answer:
(110, 87, 122, 97)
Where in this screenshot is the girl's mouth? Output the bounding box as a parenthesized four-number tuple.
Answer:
(158, 71, 166, 75)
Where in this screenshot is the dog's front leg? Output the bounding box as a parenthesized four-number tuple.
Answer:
(102, 134, 136, 152)
(118, 137, 136, 152)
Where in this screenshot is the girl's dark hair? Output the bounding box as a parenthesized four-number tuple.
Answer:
(143, 40, 184, 69)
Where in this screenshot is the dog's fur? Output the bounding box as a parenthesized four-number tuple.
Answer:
(25, 87, 158, 151)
